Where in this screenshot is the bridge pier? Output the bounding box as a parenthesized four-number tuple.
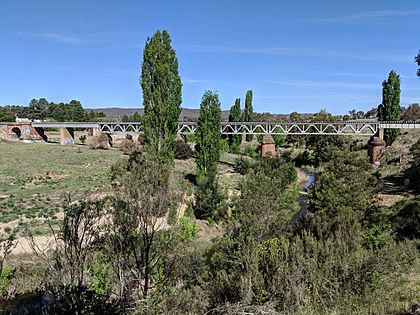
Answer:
(368, 137, 386, 166)
(60, 127, 74, 145)
(261, 134, 276, 157)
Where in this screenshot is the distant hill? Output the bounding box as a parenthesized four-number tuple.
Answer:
(88, 107, 295, 121)
(88, 107, 231, 121)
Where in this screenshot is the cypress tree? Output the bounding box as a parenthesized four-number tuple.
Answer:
(141, 30, 182, 162)
(228, 98, 242, 153)
(243, 90, 254, 141)
(378, 70, 401, 146)
(194, 91, 225, 219)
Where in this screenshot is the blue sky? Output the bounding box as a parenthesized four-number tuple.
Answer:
(1, 0, 419, 114)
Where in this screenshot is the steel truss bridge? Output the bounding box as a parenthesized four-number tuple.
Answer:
(32, 121, 420, 136)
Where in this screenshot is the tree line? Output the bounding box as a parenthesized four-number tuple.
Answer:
(0, 98, 106, 122)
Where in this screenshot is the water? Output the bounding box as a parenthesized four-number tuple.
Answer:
(305, 172, 316, 190)
(292, 172, 316, 223)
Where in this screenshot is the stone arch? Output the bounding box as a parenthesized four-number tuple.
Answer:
(11, 127, 22, 139)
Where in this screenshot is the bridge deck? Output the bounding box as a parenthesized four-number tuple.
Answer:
(30, 121, 420, 136)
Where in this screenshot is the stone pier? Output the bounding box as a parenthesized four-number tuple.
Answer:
(367, 136, 386, 166)
(60, 127, 75, 145)
(261, 134, 276, 157)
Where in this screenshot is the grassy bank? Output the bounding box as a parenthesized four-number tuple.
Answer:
(0, 142, 123, 235)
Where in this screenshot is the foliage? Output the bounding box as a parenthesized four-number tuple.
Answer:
(243, 144, 258, 158)
(378, 70, 401, 146)
(141, 30, 182, 163)
(174, 140, 193, 159)
(389, 199, 420, 240)
(228, 98, 242, 153)
(0, 232, 15, 296)
(234, 156, 254, 175)
(122, 112, 142, 122)
(272, 134, 286, 147)
(88, 252, 115, 296)
(294, 149, 315, 166)
(0, 267, 14, 296)
(0, 107, 15, 122)
(305, 135, 350, 166)
(177, 216, 200, 241)
(401, 103, 420, 121)
(194, 91, 225, 219)
(119, 138, 142, 155)
(416, 50, 420, 78)
(0, 99, 106, 122)
(89, 133, 110, 150)
(243, 90, 254, 141)
(309, 149, 376, 218)
(107, 156, 181, 302)
(220, 138, 230, 153)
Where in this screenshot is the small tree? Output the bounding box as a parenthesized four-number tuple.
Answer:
(228, 98, 242, 153)
(141, 30, 182, 163)
(194, 91, 225, 219)
(109, 157, 180, 301)
(378, 71, 401, 146)
(242, 90, 253, 141)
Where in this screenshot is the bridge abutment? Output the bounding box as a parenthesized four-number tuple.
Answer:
(60, 127, 75, 145)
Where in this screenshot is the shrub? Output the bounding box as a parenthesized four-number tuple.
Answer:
(137, 133, 146, 145)
(175, 140, 193, 159)
(243, 144, 258, 158)
(220, 138, 230, 153)
(79, 135, 87, 144)
(119, 138, 142, 155)
(88, 133, 110, 150)
(273, 134, 286, 147)
(234, 156, 253, 175)
(390, 199, 420, 240)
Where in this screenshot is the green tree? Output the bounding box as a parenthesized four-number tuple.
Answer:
(242, 90, 253, 141)
(228, 98, 242, 153)
(194, 91, 225, 219)
(0, 107, 15, 122)
(416, 50, 420, 78)
(308, 149, 377, 242)
(378, 71, 401, 146)
(141, 30, 182, 162)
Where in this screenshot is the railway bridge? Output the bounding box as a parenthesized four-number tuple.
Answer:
(1, 121, 419, 164)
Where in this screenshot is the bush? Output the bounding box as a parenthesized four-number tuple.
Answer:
(390, 199, 420, 240)
(243, 144, 258, 158)
(137, 133, 146, 145)
(119, 138, 142, 155)
(234, 156, 253, 175)
(175, 140, 193, 159)
(273, 134, 286, 147)
(88, 133, 110, 150)
(220, 139, 230, 153)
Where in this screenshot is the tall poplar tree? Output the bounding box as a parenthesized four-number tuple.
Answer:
(378, 70, 401, 146)
(243, 90, 254, 141)
(194, 91, 225, 219)
(228, 98, 242, 153)
(141, 30, 182, 162)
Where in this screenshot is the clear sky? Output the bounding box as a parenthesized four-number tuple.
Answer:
(1, 0, 419, 114)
